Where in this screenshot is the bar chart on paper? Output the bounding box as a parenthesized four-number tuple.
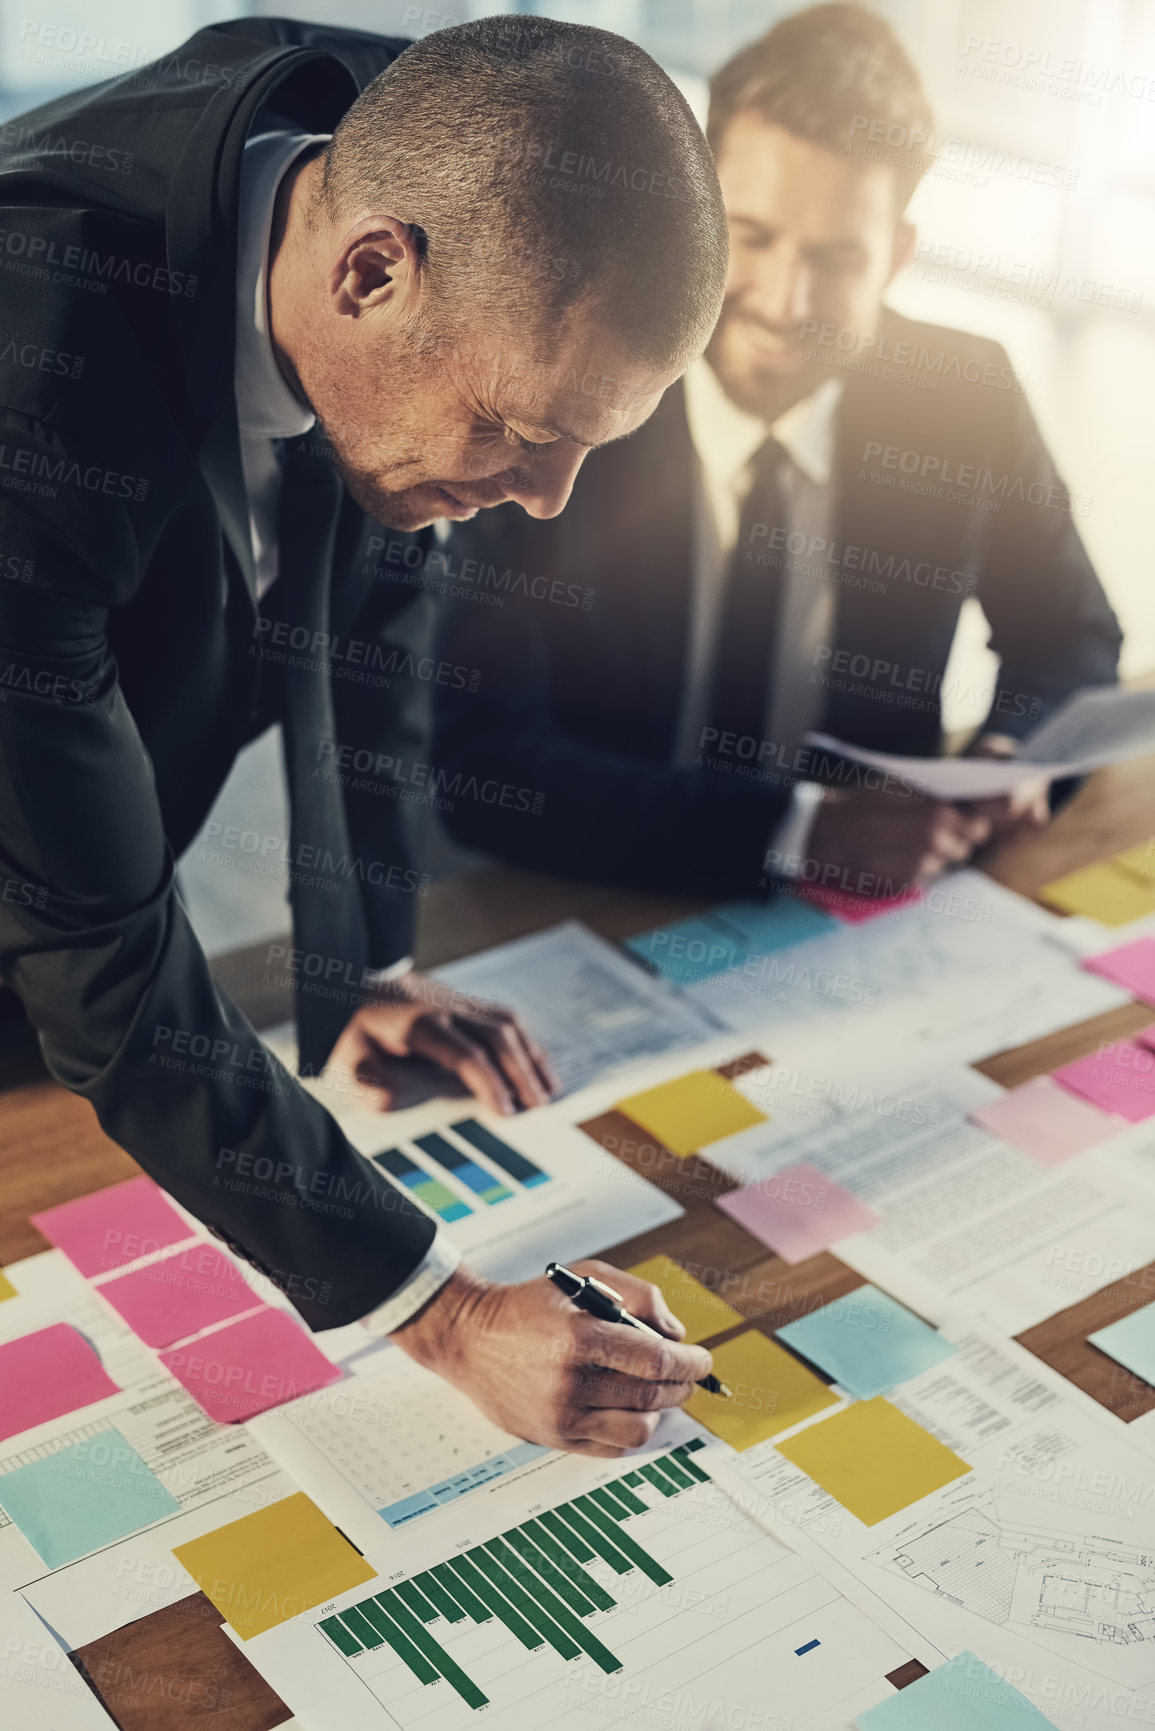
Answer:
(243, 1432, 930, 1731)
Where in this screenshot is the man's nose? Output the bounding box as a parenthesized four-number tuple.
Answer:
(503, 443, 588, 521)
(749, 242, 813, 327)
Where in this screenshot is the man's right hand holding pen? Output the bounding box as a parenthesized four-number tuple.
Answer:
(394, 1259, 718, 1459)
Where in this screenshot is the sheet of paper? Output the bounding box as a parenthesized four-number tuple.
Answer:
(716, 1164, 882, 1262)
(711, 1326, 1155, 1703)
(232, 1415, 939, 1731)
(0, 1323, 120, 1443)
(434, 920, 721, 1096)
(624, 1253, 744, 1344)
(1053, 1039, 1155, 1122)
(174, 1491, 376, 1641)
(94, 1241, 263, 1347)
(855, 1650, 1060, 1729)
(160, 1309, 342, 1424)
(1087, 1302, 1155, 1384)
(0, 1428, 180, 1569)
(969, 1076, 1125, 1165)
(1083, 934, 1155, 1004)
(625, 897, 836, 983)
(0, 1592, 118, 1728)
(0, 1253, 279, 1595)
(806, 687, 1155, 800)
(322, 1105, 683, 1289)
(777, 1399, 972, 1526)
(683, 871, 1128, 1064)
(1040, 860, 1155, 925)
(31, 1176, 194, 1277)
(778, 1288, 957, 1401)
(700, 1064, 1155, 1335)
(684, 1330, 839, 1448)
(615, 1068, 767, 1155)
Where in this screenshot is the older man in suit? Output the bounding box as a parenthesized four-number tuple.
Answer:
(0, 16, 726, 1450)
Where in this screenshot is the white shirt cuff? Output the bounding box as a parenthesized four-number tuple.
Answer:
(359, 1232, 462, 1336)
(363, 955, 415, 990)
(763, 781, 826, 879)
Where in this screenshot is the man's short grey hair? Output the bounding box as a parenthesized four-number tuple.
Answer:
(323, 15, 727, 369)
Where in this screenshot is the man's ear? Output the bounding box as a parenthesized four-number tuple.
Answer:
(888, 217, 917, 286)
(330, 216, 423, 317)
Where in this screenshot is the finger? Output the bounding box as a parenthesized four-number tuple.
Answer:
(570, 1409, 661, 1452)
(928, 821, 974, 863)
(458, 1011, 552, 1110)
(576, 1364, 700, 1412)
(577, 1263, 685, 1339)
(580, 1317, 713, 1388)
(407, 1016, 515, 1116)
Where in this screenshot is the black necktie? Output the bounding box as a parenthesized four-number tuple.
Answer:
(708, 436, 791, 751)
(271, 435, 370, 1072)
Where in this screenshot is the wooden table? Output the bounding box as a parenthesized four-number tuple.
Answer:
(3, 748, 1155, 1418)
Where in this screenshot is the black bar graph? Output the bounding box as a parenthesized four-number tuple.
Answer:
(319, 1441, 710, 1710)
(450, 1118, 551, 1187)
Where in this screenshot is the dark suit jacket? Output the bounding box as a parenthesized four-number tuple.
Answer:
(434, 312, 1121, 896)
(0, 20, 443, 1327)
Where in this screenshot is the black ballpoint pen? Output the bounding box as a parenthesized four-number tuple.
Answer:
(547, 1261, 732, 1397)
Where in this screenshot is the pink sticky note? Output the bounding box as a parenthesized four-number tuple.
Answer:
(160, 1309, 341, 1423)
(798, 884, 920, 924)
(1084, 937, 1155, 1006)
(715, 1162, 880, 1263)
(971, 1076, 1124, 1165)
(1053, 1041, 1155, 1124)
(31, 1177, 193, 1278)
(96, 1243, 261, 1348)
(0, 1324, 120, 1442)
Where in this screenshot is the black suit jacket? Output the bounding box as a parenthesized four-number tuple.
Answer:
(434, 312, 1121, 896)
(0, 20, 444, 1327)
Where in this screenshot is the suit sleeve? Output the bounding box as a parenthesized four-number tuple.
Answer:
(0, 412, 434, 1329)
(976, 374, 1121, 740)
(433, 587, 792, 899)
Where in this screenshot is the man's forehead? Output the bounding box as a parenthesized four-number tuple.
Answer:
(482, 351, 673, 446)
(718, 115, 897, 231)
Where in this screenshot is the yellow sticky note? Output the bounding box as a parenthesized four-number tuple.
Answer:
(0, 1268, 16, 1302)
(626, 1254, 744, 1345)
(685, 1329, 838, 1449)
(616, 1070, 766, 1156)
(1116, 841, 1155, 886)
(173, 1491, 375, 1640)
(1040, 862, 1155, 926)
(778, 1397, 970, 1525)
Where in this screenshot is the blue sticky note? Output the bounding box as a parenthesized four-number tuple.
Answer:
(778, 1285, 956, 1400)
(856, 1652, 1059, 1729)
(625, 914, 746, 983)
(716, 897, 837, 952)
(1088, 1302, 1155, 1385)
(0, 1426, 179, 1568)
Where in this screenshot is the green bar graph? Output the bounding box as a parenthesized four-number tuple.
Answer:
(431, 1561, 492, 1624)
(320, 1449, 709, 1709)
(394, 1579, 439, 1624)
(576, 1495, 674, 1587)
(447, 1554, 544, 1650)
(320, 1615, 361, 1656)
(506, 1525, 605, 1615)
(360, 1599, 438, 1683)
(416, 1570, 466, 1623)
(378, 1591, 490, 1711)
(469, 1545, 582, 1660)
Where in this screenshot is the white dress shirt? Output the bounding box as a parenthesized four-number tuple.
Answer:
(679, 358, 844, 874)
(234, 128, 457, 1334)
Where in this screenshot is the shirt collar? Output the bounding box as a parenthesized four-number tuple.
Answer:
(235, 129, 330, 441)
(684, 356, 844, 490)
